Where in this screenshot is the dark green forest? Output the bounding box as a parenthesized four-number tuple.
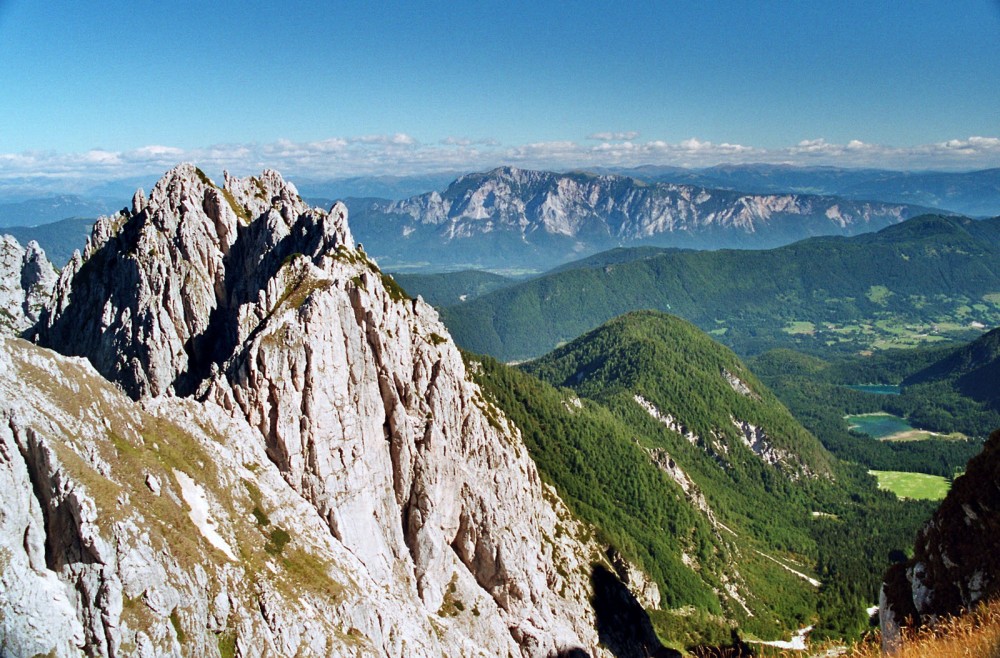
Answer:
(465, 311, 933, 648)
(438, 215, 1000, 361)
(391, 269, 514, 306)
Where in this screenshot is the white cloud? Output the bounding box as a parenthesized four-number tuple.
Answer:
(440, 136, 501, 147)
(0, 134, 997, 189)
(588, 131, 641, 141)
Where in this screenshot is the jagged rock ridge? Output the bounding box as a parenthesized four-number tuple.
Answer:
(6, 164, 620, 657)
(348, 166, 930, 270)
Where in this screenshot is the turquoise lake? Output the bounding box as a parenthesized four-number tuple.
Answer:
(845, 413, 914, 439)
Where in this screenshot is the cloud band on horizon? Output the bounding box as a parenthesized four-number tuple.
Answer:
(1, 134, 998, 185)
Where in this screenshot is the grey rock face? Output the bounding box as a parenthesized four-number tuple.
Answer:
(384, 166, 915, 240)
(349, 166, 928, 269)
(9, 164, 612, 656)
(0, 235, 57, 334)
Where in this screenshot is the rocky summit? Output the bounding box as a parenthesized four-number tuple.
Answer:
(0, 164, 631, 657)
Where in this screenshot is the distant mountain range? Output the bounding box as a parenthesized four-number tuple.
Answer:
(604, 164, 1000, 218)
(347, 166, 937, 271)
(434, 214, 1000, 361)
(0, 195, 114, 228)
(3, 216, 96, 266)
(4, 164, 999, 276)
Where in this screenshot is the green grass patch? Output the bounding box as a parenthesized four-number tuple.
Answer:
(169, 608, 187, 643)
(222, 188, 252, 224)
(280, 547, 344, 601)
(217, 631, 236, 658)
(194, 167, 213, 187)
(252, 506, 270, 527)
(265, 527, 291, 555)
(783, 321, 816, 335)
(868, 470, 950, 500)
(380, 272, 411, 302)
(866, 285, 893, 305)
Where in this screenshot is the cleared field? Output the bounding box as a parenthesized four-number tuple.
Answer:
(783, 321, 816, 335)
(869, 470, 950, 500)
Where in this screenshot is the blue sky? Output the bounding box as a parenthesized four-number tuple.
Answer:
(1, 0, 999, 182)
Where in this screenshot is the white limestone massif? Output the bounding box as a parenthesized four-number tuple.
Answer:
(380, 167, 915, 239)
(349, 166, 925, 269)
(1, 165, 624, 657)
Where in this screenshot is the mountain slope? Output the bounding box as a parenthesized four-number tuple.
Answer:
(392, 269, 516, 306)
(841, 168, 1000, 218)
(7, 164, 615, 657)
(470, 311, 925, 644)
(0, 194, 113, 228)
(441, 214, 1000, 361)
(904, 326, 1000, 407)
(523, 311, 834, 477)
(4, 216, 96, 266)
(612, 165, 1000, 218)
(894, 327, 1000, 436)
(347, 166, 933, 271)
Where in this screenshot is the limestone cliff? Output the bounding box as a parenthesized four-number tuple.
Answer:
(4, 164, 615, 657)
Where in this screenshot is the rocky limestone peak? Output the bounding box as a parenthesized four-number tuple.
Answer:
(0, 235, 57, 334)
(33, 164, 354, 399)
(17, 165, 612, 656)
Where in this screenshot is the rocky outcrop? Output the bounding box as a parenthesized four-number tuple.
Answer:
(0, 235, 57, 334)
(8, 164, 612, 656)
(880, 428, 1000, 638)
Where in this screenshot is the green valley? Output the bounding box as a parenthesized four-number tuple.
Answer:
(392, 213, 1000, 651)
(466, 311, 934, 648)
(436, 215, 1000, 362)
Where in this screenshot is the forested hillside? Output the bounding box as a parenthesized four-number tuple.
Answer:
(903, 326, 1000, 411)
(391, 269, 515, 306)
(442, 215, 1000, 361)
(467, 311, 932, 647)
(748, 347, 987, 478)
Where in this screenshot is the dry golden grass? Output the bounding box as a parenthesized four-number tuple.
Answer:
(846, 598, 1000, 658)
(688, 599, 1000, 657)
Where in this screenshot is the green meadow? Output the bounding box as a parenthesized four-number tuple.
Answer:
(868, 470, 950, 500)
